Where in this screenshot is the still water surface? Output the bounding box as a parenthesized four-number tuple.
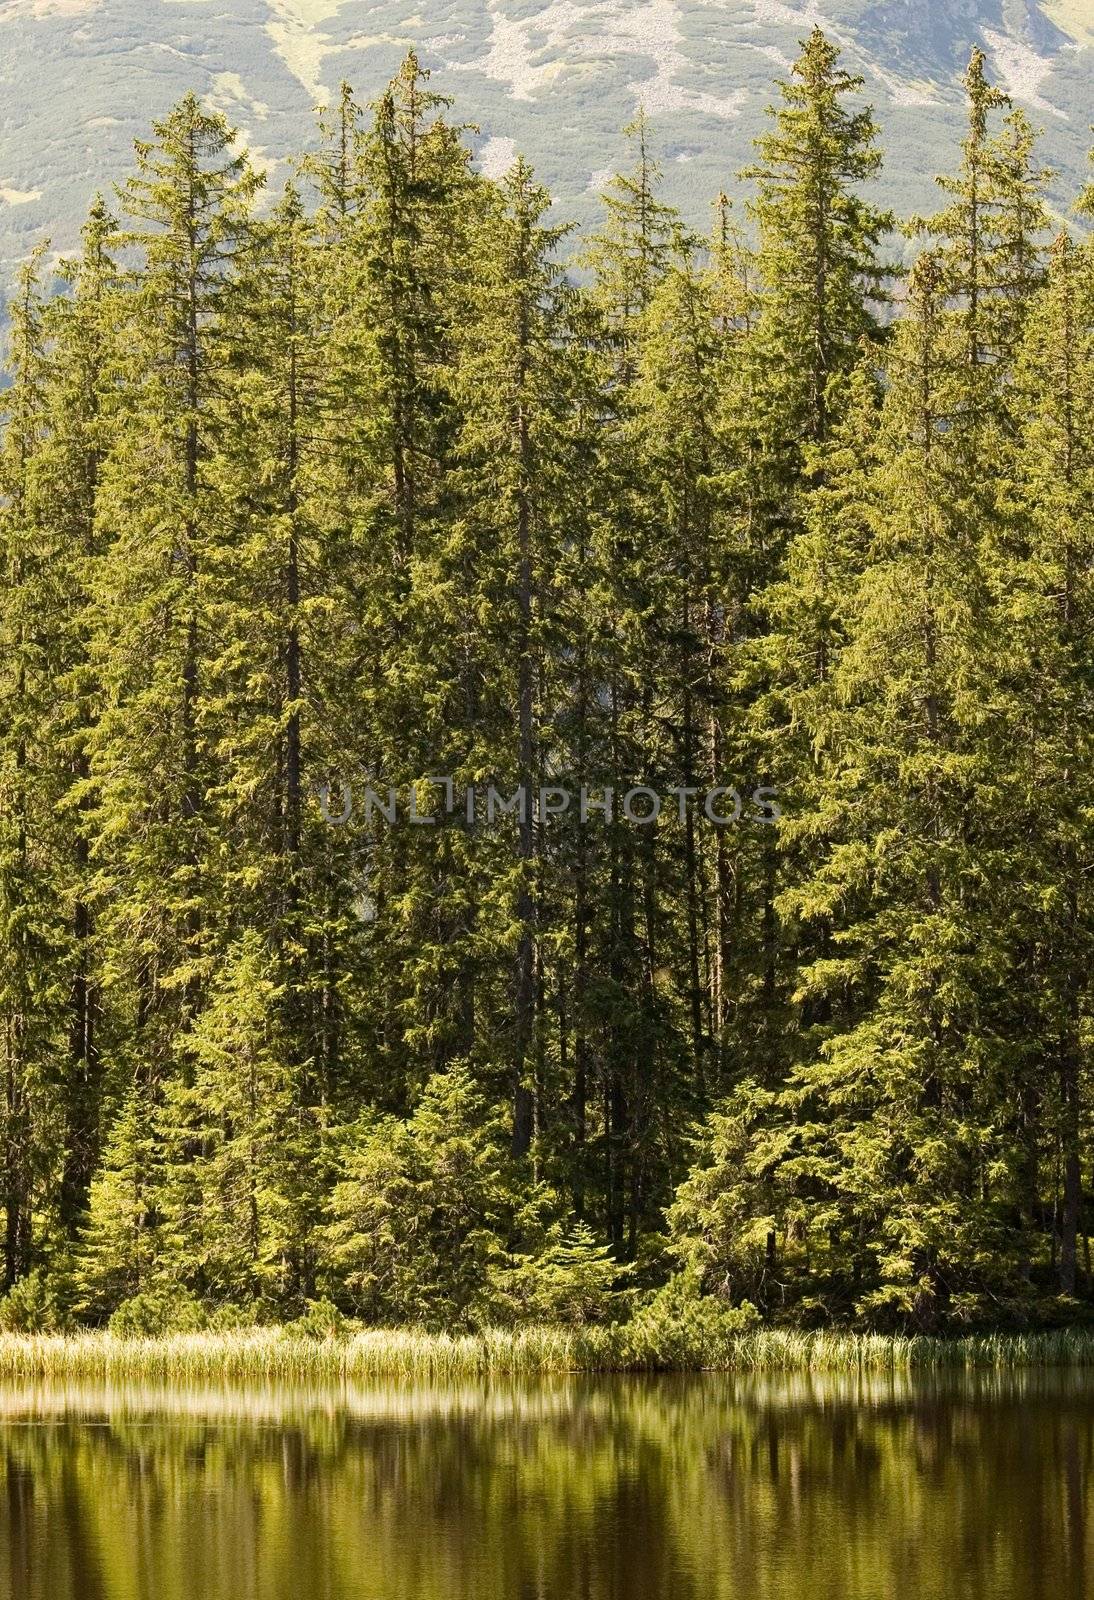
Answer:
(0, 1368, 1089, 1599)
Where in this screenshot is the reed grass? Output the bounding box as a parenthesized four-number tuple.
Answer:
(0, 1325, 1093, 1382)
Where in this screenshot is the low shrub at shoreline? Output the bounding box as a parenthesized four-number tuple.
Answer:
(2, 1325, 1094, 1383)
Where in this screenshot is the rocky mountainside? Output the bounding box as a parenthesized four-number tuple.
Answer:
(1, 1, 1091, 274)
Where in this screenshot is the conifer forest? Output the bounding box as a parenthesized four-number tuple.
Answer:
(3, 29, 1094, 1339)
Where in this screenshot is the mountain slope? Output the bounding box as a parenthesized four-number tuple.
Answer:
(1, 0, 1091, 274)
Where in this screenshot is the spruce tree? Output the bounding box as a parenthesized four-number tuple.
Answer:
(674, 255, 1014, 1327)
(75, 1085, 164, 1318)
(630, 236, 726, 1093)
(442, 157, 578, 1158)
(158, 933, 298, 1307)
(37, 199, 121, 1236)
(193, 182, 350, 1299)
(340, 55, 483, 1105)
(743, 26, 891, 453)
(327, 1063, 521, 1328)
(87, 96, 260, 1084)
(730, 27, 892, 1092)
(82, 99, 261, 1289)
(920, 50, 1050, 428)
(582, 117, 681, 1254)
(0, 249, 62, 1285)
(1002, 230, 1094, 1293)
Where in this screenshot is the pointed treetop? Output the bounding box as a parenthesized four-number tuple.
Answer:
(584, 110, 678, 323)
(963, 46, 1009, 143)
(305, 80, 366, 221)
(117, 91, 263, 263)
(54, 193, 119, 294)
(1080, 144, 1094, 219)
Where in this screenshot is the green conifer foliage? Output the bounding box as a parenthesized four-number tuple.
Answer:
(158, 933, 301, 1307)
(921, 50, 1050, 423)
(338, 56, 484, 1105)
(38, 199, 121, 1236)
(0, 250, 63, 1286)
(0, 48, 1092, 1331)
(729, 28, 893, 1095)
(87, 95, 261, 1086)
(581, 116, 684, 1256)
(628, 236, 730, 1121)
(441, 157, 581, 1157)
(1002, 230, 1094, 1295)
(675, 252, 1019, 1328)
(76, 1085, 164, 1319)
(516, 1221, 622, 1326)
(327, 1064, 520, 1328)
(744, 26, 892, 453)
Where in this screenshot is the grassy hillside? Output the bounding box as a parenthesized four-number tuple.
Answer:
(1, 0, 1090, 284)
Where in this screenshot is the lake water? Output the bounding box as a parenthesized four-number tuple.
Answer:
(0, 1369, 1089, 1599)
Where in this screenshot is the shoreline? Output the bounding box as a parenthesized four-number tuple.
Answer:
(2, 1327, 1094, 1381)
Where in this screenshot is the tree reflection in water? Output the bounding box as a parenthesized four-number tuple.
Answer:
(0, 1369, 1088, 1599)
